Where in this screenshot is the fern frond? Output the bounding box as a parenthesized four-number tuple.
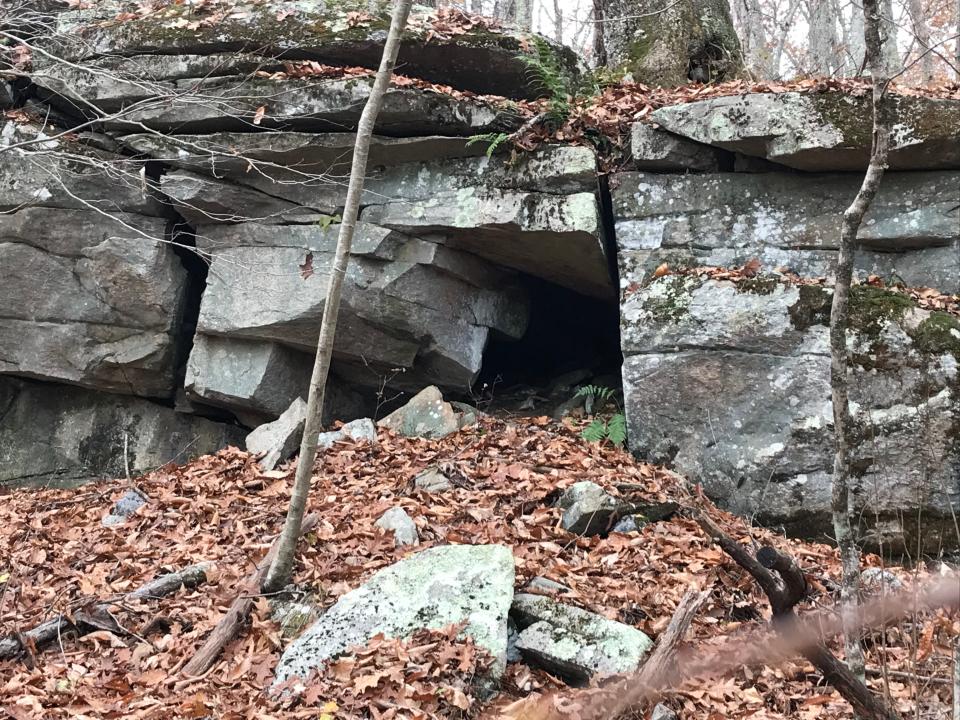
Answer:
(581, 418, 607, 443)
(607, 413, 627, 447)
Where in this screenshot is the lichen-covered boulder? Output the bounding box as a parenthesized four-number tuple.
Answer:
(620, 275, 960, 552)
(245, 397, 308, 471)
(652, 91, 960, 171)
(378, 386, 460, 439)
(601, 0, 742, 86)
(273, 544, 515, 688)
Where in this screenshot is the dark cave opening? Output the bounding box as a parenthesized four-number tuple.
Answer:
(473, 275, 622, 415)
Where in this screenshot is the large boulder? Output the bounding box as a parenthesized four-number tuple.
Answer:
(611, 171, 960, 293)
(274, 544, 515, 687)
(620, 275, 960, 552)
(651, 92, 960, 171)
(193, 226, 529, 392)
(0, 377, 242, 488)
(245, 397, 308, 471)
(601, 0, 742, 86)
(0, 207, 187, 398)
(43, 3, 578, 99)
(378, 386, 460, 439)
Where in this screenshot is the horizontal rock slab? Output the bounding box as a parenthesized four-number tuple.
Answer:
(512, 594, 652, 683)
(652, 92, 960, 171)
(630, 123, 719, 171)
(620, 276, 960, 552)
(612, 171, 960, 292)
(46, 3, 578, 99)
(0, 377, 243, 488)
(0, 207, 186, 397)
(274, 544, 514, 687)
(194, 225, 528, 391)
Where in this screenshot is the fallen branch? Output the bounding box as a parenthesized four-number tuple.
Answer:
(696, 513, 900, 720)
(181, 512, 319, 677)
(0, 563, 210, 661)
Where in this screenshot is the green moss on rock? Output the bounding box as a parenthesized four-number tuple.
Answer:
(910, 312, 960, 359)
(642, 274, 701, 323)
(848, 286, 914, 339)
(788, 285, 831, 331)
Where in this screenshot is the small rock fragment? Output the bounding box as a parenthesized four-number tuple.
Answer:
(271, 600, 319, 639)
(612, 514, 647, 534)
(102, 488, 148, 527)
(317, 417, 377, 450)
(245, 397, 307, 471)
(651, 703, 679, 720)
(557, 481, 632, 536)
(375, 507, 419, 547)
(413, 467, 452, 493)
(526, 576, 571, 595)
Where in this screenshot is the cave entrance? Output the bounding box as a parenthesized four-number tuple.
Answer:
(472, 276, 622, 418)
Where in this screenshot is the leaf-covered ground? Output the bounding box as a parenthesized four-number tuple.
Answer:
(0, 417, 955, 719)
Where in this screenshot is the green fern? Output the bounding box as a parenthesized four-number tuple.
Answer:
(580, 413, 627, 447)
(575, 385, 615, 403)
(581, 417, 608, 443)
(466, 132, 510, 158)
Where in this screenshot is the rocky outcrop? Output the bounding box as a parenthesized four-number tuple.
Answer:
(619, 276, 959, 552)
(274, 544, 515, 687)
(651, 92, 960, 171)
(0, 377, 243, 488)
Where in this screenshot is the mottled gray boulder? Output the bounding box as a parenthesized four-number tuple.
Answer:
(317, 418, 378, 451)
(274, 544, 515, 687)
(652, 92, 960, 171)
(246, 397, 308, 472)
(620, 275, 960, 551)
(558, 481, 632, 536)
(194, 227, 528, 392)
(630, 123, 719, 171)
(45, 3, 577, 99)
(413, 467, 452, 493)
(512, 594, 652, 683)
(0, 207, 186, 398)
(378, 386, 460, 439)
(102, 488, 149, 527)
(612, 171, 960, 292)
(374, 507, 419, 547)
(0, 377, 243, 488)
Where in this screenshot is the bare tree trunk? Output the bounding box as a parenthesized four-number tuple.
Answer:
(808, 0, 841, 74)
(956, 0, 960, 79)
(879, 0, 899, 72)
(846, 0, 867, 73)
(732, 0, 773, 77)
(262, 0, 414, 594)
(470, 0, 483, 13)
(515, 0, 533, 30)
(552, 0, 563, 42)
(905, 0, 934, 83)
(592, 0, 607, 66)
(830, 0, 891, 686)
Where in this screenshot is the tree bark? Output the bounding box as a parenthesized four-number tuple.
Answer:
(552, 0, 564, 42)
(829, 0, 891, 686)
(905, 0, 934, 83)
(183, 514, 318, 676)
(261, 0, 414, 593)
(879, 0, 899, 72)
(731, 0, 773, 77)
(808, 0, 841, 75)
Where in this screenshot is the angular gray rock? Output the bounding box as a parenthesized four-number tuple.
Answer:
(45, 3, 578, 99)
(274, 544, 515, 687)
(193, 227, 529, 392)
(631, 123, 719, 171)
(651, 704, 679, 720)
(378, 386, 460, 439)
(413, 467, 453, 493)
(317, 418, 378, 451)
(558, 481, 632, 536)
(0, 207, 186, 398)
(652, 92, 960, 171)
(612, 171, 960, 293)
(526, 577, 572, 595)
(512, 593, 652, 683)
(620, 276, 960, 551)
(246, 397, 308, 472)
(0, 377, 243, 488)
(374, 507, 419, 547)
(102, 488, 149, 527)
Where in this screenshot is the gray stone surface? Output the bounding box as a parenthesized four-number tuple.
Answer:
(45, 3, 578, 99)
(620, 276, 960, 551)
(512, 593, 652, 683)
(274, 544, 515, 686)
(630, 123, 719, 171)
(526, 577, 571, 595)
(246, 397, 308, 471)
(0, 377, 243, 488)
(194, 227, 528, 392)
(652, 91, 960, 171)
(374, 507, 419, 547)
(378, 386, 460, 439)
(612, 171, 960, 292)
(413, 467, 452, 493)
(317, 418, 378, 451)
(0, 207, 186, 398)
(102, 488, 149, 527)
(651, 704, 679, 720)
(558, 481, 631, 536)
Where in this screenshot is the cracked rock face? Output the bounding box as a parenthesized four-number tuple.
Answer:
(652, 91, 960, 171)
(619, 276, 960, 552)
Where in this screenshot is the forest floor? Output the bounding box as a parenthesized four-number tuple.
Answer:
(0, 416, 955, 720)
